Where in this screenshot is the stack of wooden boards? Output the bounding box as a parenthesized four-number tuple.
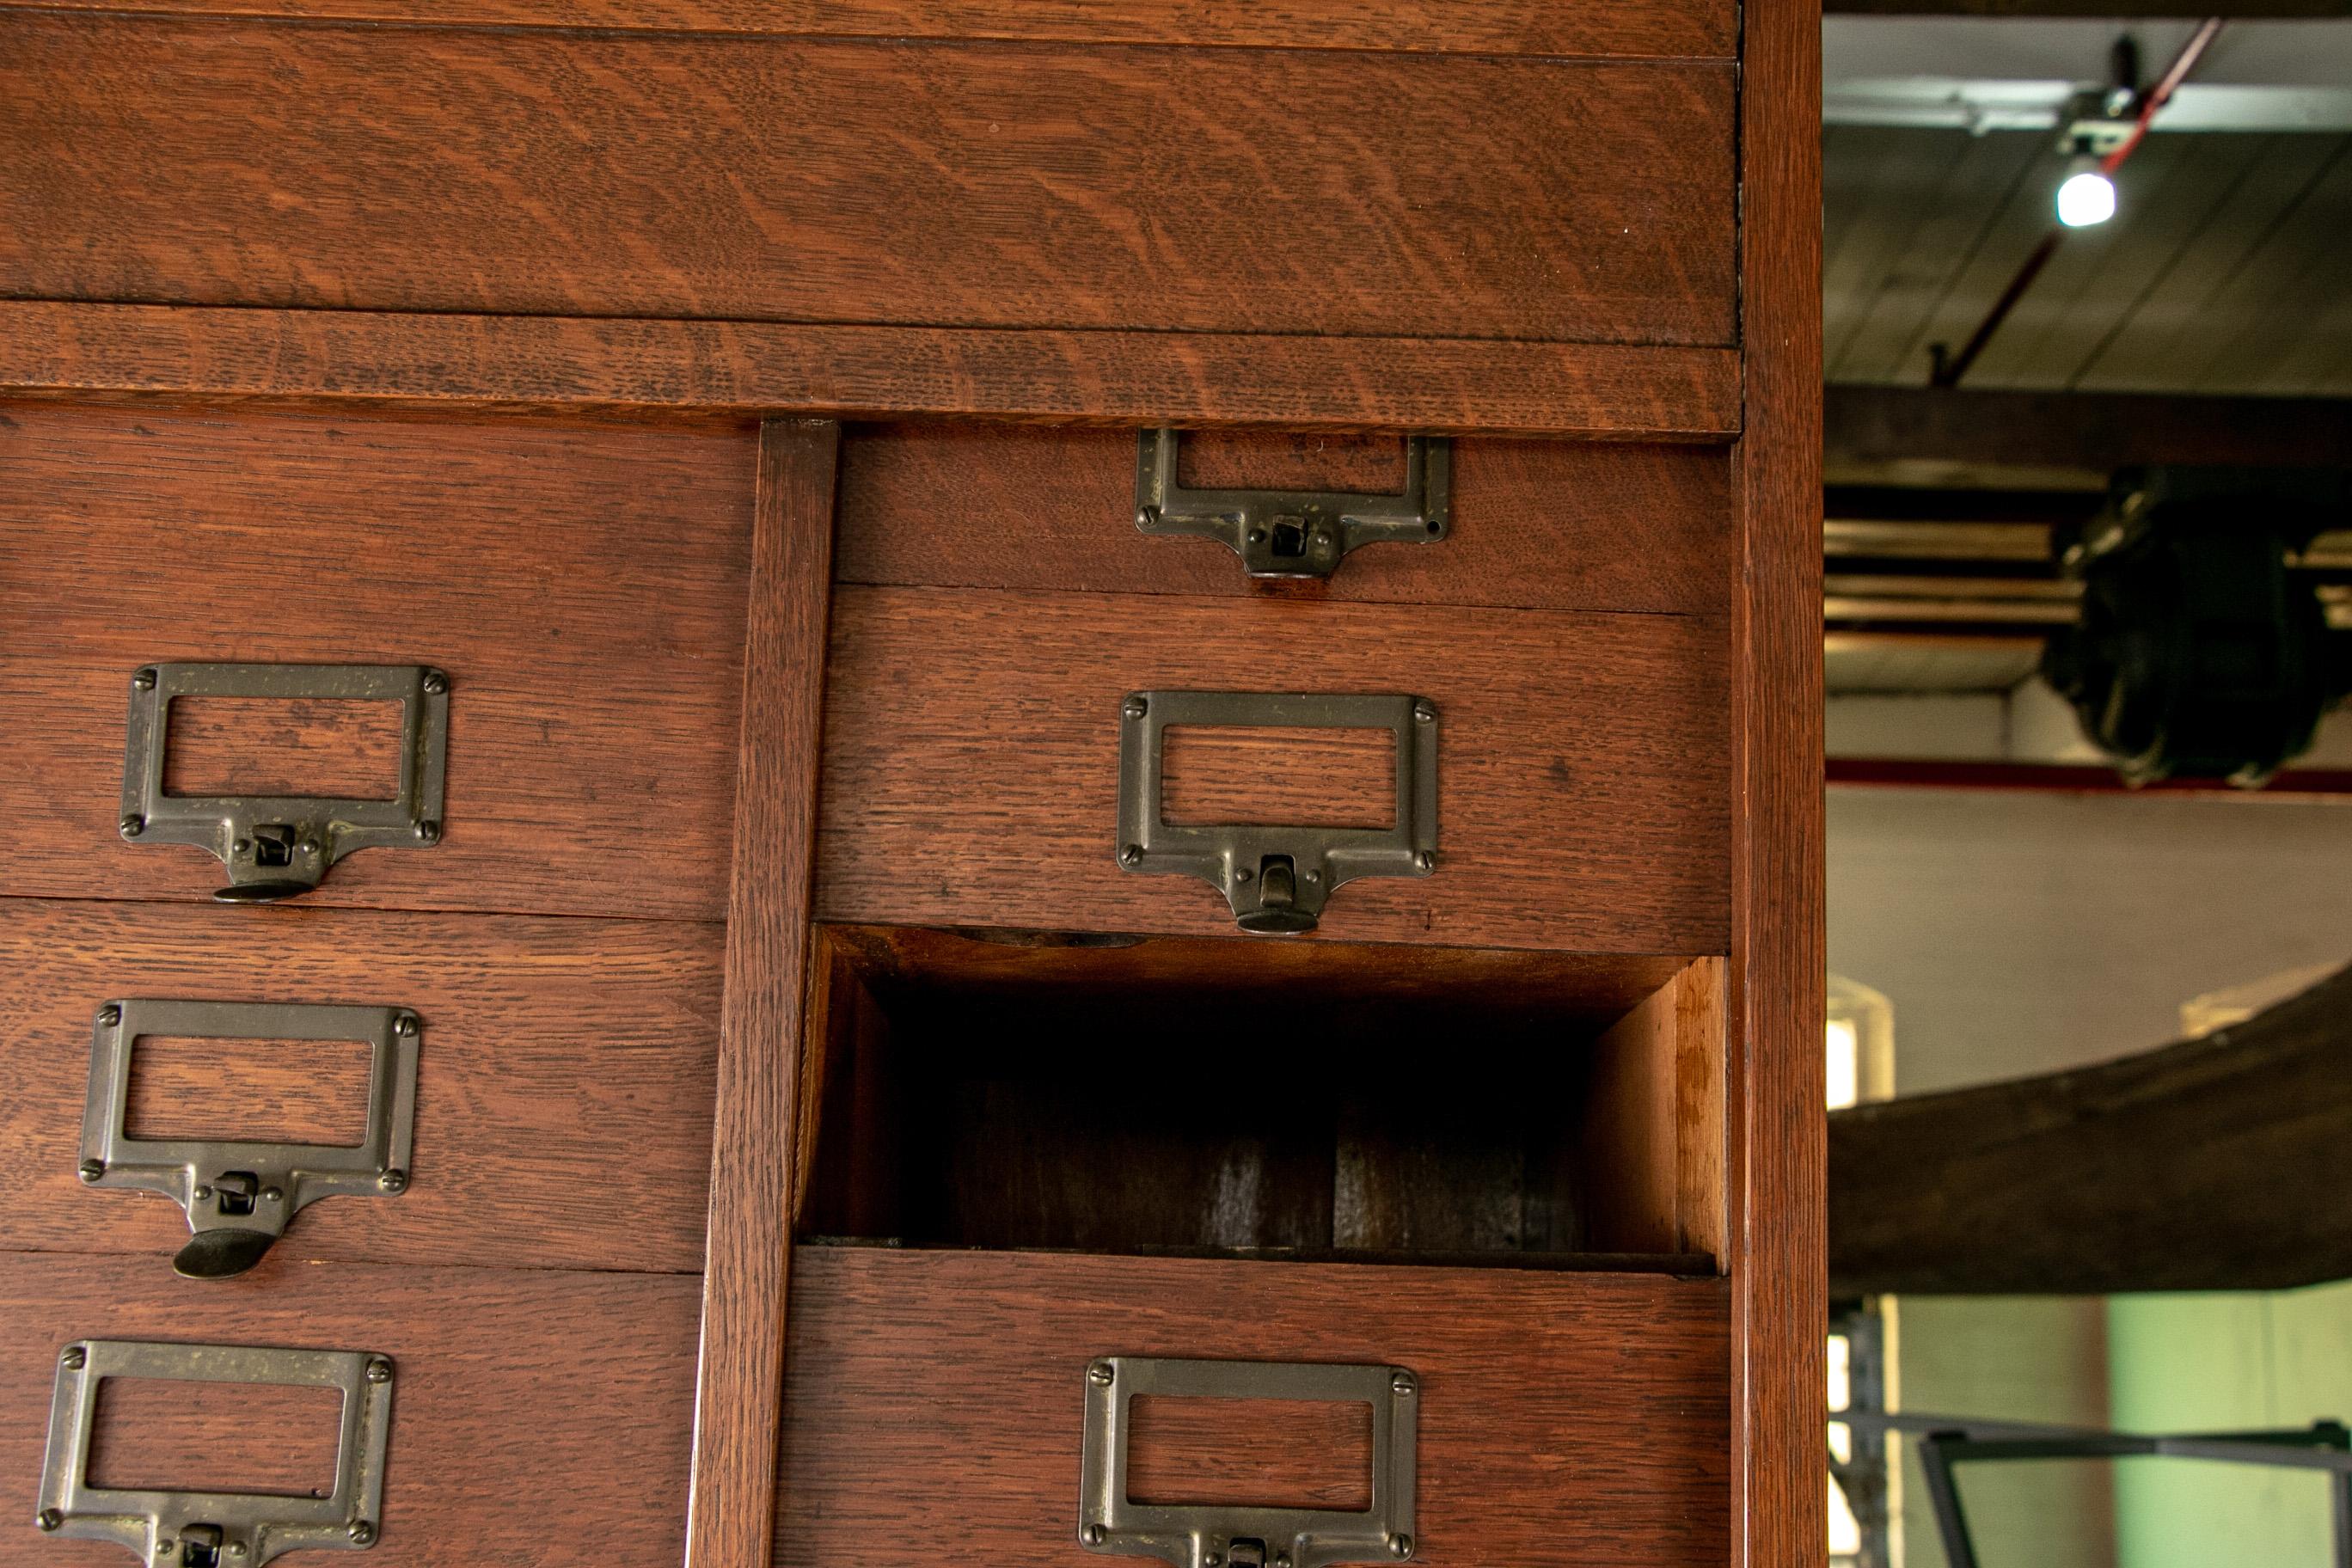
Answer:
(0, 3, 1822, 1567)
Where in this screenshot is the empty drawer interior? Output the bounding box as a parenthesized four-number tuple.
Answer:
(797, 926, 1726, 1271)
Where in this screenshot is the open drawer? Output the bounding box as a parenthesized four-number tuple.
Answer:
(781, 926, 1731, 1564)
(796, 927, 1727, 1268)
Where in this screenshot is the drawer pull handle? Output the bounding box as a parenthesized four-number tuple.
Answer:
(1079, 1357, 1418, 1568)
(78, 1001, 420, 1280)
(1134, 429, 1451, 580)
(119, 663, 450, 903)
(1116, 691, 1438, 935)
(37, 1340, 393, 1566)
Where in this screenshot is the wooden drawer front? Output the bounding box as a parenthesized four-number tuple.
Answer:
(838, 427, 1735, 616)
(0, 899, 721, 1276)
(0, 404, 754, 918)
(0, 17, 1735, 348)
(1, 1254, 698, 1568)
(6, 1, 1736, 61)
(776, 1248, 1730, 1568)
(816, 587, 1730, 953)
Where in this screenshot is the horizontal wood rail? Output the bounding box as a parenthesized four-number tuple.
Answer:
(14, 0, 1736, 57)
(0, 303, 1743, 438)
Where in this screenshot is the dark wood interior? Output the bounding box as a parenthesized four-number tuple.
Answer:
(796, 925, 1724, 1271)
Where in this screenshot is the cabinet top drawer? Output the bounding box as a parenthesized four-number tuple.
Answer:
(7, 0, 1734, 60)
(0, 15, 1736, 351)
(0, 403, 753, 919)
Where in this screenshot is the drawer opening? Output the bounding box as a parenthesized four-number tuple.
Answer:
(795, 925, 1725, 1271)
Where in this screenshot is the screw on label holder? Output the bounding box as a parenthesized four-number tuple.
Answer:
(1114, 691, 1437, 934)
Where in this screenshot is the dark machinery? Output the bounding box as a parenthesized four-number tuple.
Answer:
(2043, 467, 2352, 786)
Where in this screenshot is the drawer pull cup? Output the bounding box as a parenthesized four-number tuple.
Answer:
(1116, 691, 1438, 935)
(78, 1001, 420, 1279)
(35, 1340, 393, 1568)
(119, 663, 450, 902)
(1079, 1357, 1418, 1568)
(1134, 429, 1451, 581)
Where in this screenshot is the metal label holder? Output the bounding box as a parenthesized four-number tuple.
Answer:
(78, 1001, 420, 1280)
(119, 663, 449, 903)
(1079, 1357, 1418, 1568)
(35, 1339, 393, 1567)
(1115, 691, 1438, 934)
(1134, 429, 1452, 580)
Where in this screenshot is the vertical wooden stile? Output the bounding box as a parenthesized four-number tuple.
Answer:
(1730, 0, 1828, 1559)
(688, 420, 842, 1568)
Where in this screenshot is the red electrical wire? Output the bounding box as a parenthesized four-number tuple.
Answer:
(1928, 17, 2226, 390)
(2101, 16, 2226, 173)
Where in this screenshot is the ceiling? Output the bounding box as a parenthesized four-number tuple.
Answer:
(1822, 18, 2352, 395)
(1826, 126, 2352, 394)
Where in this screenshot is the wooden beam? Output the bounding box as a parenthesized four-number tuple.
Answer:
(1731, 0, 1827, 1560)
(1829, 961, 2352, 1296)
(1828, 758, 2352, 799)
(688, 420, 839, 1568)
(1826, 385, 2352, 478)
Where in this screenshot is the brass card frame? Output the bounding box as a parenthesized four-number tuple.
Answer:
(1115, 690, 1438, 934)
(35, 1339, 394, 1567)
(78, 1001, 419, 1279)
(1078, 1356, 1419, 1568)
(119, 662, 449, 903)
(1133, 429, 1452, 580)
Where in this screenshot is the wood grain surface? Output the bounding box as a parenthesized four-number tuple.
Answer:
(126, 1034, 372, 1145)
(0, 305, 1743, 438)
(1126, 1396, 1374, 1510)
(0, 897, 722, 1274)
(1728, 0, 1828, 1558)
(1580, 958, 1726, 1262)
(162, 697, 403, 801)
(818, 926, 1693, 1020)
(775, 1247, 1730, 1568)
(88, 1377, 345, 1497)
(0, 401, 754, 918)
(0, 19, 1735, 347)
(816, 587, 1730, 953)
(15, 0, 1733, 59)
(837, 425, 1735, 615)
(0, 1254, 701, 1568)
(688, 421, 838, 1568)
(1160, 726, 1396, 829)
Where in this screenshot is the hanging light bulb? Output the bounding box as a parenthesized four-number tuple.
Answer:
(2055, 155, 2117, 228)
